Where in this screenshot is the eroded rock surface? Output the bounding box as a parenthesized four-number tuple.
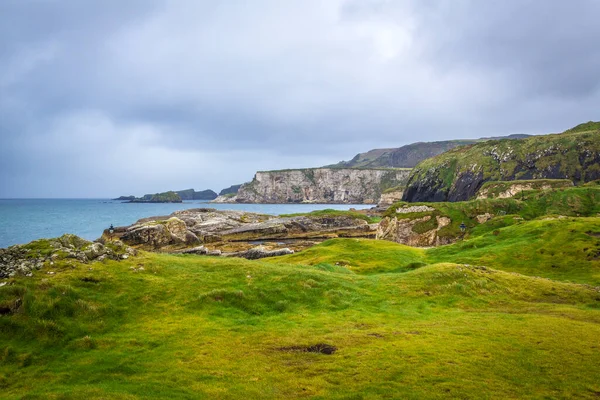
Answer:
(111, 208, 377, 254)
(376, 215, 453, 247)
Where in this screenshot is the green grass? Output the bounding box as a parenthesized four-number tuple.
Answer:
(428, 217, 600, 285)
(565, 120, 600, 133)
(266, 238, 426, 274)
(2, 217, 600, 398)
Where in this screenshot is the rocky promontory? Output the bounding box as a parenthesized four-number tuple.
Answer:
(107, 208, 379, 255)
(116, 189, 219, 202)
(175, 189, 218, 200)
(214, 168, 411, 204)
(403, 125, 600, 202)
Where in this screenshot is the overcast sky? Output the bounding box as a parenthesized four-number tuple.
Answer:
(1, 0, 599, 198)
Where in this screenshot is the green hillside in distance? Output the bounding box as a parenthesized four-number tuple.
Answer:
(175, 188, 218, 200)
(128, 191, 182, 203)
(327, 134, 530, 169)
(403, 123, 600, 202)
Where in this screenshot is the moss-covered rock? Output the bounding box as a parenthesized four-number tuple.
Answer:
(0, 234, 135, 278)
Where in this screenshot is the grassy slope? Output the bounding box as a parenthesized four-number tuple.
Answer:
(2, 217, 600, 399)
(385, 186, 600, 240)
(428, 217, 600, 285)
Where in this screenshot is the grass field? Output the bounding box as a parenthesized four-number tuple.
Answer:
(1, 217, 600, 398)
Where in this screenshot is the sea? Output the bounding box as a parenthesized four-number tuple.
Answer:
(0, 199, 372, 248)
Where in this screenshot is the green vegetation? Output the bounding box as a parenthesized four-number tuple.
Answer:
(382, 185, 404, 194)
(175, 189, 218, 200)
(326, 135, 531, 169)
(279, 209, 381, 224)
(267, 238, 426, 274)
(404, 125, 600, 202)
(3, 182, 600, 398)
(2, 223, 600, 398)
(428, 217, 600, 285)
(131, 191, 182, 203)
(386, 185, 600, 241)
(564, 120, 600, 133)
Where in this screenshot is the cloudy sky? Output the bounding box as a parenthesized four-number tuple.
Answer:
(1, 0, 599, 198)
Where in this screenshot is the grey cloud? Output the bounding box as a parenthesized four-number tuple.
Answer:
(0, 0, 599, 197)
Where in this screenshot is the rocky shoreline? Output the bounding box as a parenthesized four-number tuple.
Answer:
(106, 208, 379, 254)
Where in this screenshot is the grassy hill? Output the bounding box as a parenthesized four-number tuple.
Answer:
(2, 215, 600, 398)
(327, 135, 530, 169)
(403, 124, 600, 202)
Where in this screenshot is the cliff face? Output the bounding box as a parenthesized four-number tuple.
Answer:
(403, 128, 600, 202)
(230, 168, 411, 204)
(219, 184, 241, 196)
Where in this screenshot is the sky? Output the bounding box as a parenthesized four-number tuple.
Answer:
(1, 0, 599, 198)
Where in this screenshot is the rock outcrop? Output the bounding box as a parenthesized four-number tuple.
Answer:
(119, 217, 201, 249)
(112, 208, 378, 253)
(403, 127, 600, 202)
(219, 168, 411, 204)
(376, 215, 453, 247)
(377, 189, 405, 209)
(476, 179, 574, 199)
(219, 184, 242, 196)
(0, 234, 135, 278)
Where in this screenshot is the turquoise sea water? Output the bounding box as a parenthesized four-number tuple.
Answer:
(0, 199, 372, 248)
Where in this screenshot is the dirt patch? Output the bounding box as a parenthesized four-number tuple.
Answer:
(586, 231, 600, 237)
(279, 343, 337, 355)
(80, 276, 101, 283)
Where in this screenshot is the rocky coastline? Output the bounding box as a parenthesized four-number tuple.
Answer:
(105, 208, 379, 255)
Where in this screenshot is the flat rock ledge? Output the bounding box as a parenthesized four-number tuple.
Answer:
(109, 208, 376, 254)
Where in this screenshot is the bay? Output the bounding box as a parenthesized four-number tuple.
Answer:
(0, 199, 372, 248)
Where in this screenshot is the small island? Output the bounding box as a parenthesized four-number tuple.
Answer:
(115, 188, 219, 203)
(124, 191, 182, 203)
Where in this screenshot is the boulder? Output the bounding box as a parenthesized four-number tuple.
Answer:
(376, 215, 454, 247)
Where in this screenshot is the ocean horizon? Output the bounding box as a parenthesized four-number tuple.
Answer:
(0, 198, 372, 248)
